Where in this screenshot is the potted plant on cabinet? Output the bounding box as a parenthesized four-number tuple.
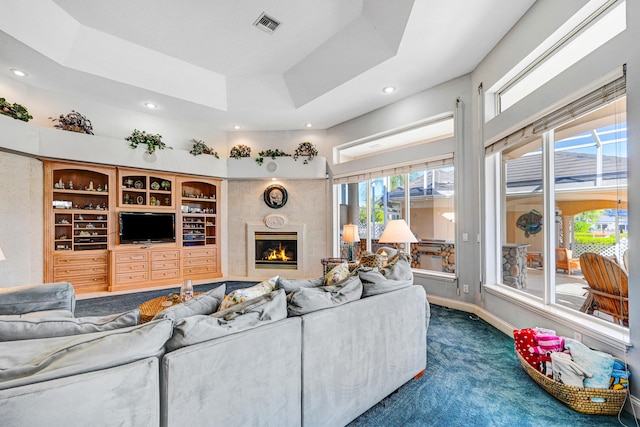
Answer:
(293, 141, 318, 164)
(126, 129, 172, 155)
(0, 97, 33, 122)
(189, 139, 219, 157)
(256, 148, 290, 166)
(229, 144, 251, 159)
(50, 110, 94, 134)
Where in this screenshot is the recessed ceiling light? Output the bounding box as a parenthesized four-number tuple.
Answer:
(233, 125, 241, 130)
(10, 68, 28, 77)
(144, 102, 157, 109)
(382, 86, 397, 94)
(305, 123, 313, 128)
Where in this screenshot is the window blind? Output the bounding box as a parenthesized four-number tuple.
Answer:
(333, 154, 454, 185)
(485, 69, 626, 156)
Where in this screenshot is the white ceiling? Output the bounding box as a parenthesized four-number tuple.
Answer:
(0, 0, 535, 132)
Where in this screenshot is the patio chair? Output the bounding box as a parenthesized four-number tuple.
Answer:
(579, 252, 628, 326)
(555, 248, 580, 275)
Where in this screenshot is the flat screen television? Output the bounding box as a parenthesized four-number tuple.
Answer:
(119, 212, 175, 244)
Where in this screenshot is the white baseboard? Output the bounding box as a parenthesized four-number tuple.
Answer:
(427, 295, 515, 337)
(628, 394, 640, 422)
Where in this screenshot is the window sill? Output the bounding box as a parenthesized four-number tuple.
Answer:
(484, 283, 631, 352)
(413, 269, 456, 282)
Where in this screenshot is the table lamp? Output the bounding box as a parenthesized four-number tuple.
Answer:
(378, 219, 417, 257)
(342, 224, 360, 262)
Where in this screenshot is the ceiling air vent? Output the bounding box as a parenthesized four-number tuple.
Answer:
(253, 12, 280, 34)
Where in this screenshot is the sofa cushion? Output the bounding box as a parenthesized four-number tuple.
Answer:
(0, 318, 173, 390)
(358, 256, 414, 297)
(287, 275, 363, 316)
(218, 277, 278, 311)
(324, 262, 349, 286)
(276, 277, 323, 293)
(153, 284, 226, 321)
(0, 310, 74, 320)
(0, 282, 76, 315)
(0, 309, 141, 341)
(167, 289, 287, 351)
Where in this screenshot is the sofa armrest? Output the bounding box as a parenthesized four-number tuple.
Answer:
(0, 282, 76, 315)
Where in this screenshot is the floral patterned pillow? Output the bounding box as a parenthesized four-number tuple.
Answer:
(218, 276, 278, 311)
(324, 262, 349, 286)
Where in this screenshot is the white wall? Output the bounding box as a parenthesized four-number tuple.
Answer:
(0, 151, 43, 287)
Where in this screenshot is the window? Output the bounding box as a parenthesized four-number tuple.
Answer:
(335, 158, 455, 275)
(334, 114, 454, 164)
(486, 77, 627, 328)
(489, 0, 626, 116)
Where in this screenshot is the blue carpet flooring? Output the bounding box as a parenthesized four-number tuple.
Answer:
(76, 286, 638, 426)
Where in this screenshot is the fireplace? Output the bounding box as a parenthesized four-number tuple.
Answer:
(246, 220, 305, 278)
(255, 232, 297, 269)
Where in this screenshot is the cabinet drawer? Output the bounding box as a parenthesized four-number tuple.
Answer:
(68, 274, 109, 288)
(183, 248, 216, 258)
(183, 257, 215, 267)
(151, 250, 180, 261)
(116, 272, 149, 284)
(151, 260, 180, 270)
(115, 252, 149, 263)
(115, 262, 148, 273)
(183, 265, 217, 275)
(54, 264, 109, 279)
(54, 253, 109, 267)
(151, 269, 180, 281)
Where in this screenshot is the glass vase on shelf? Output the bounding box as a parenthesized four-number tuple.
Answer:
(180, 279, 194, 302)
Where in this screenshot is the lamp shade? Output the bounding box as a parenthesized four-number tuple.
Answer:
(342, 224, 360, 243)
(378, 219, 417, 244)
(0, 247, 5, 261)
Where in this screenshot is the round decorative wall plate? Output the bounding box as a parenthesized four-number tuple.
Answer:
(134, 180, 143, 189)
(263, 184, 288, 209)
(150, 181, 160, 190)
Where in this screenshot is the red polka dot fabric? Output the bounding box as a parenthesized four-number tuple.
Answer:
(513, 328, 544, 370)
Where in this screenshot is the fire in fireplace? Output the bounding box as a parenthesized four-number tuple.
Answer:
(255, 232, 297, 269)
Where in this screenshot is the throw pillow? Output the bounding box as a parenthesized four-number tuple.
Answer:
(358, 256, 413, 297)
(324, 262, 349, 286)
(287, 275, 363, 316)
(218, 276, 278, 311)
(166, 289, 287, 351)
(276, 277, 323, 294)
(0, 318, 173, 390)
(0, 309, 141, 341)
(359, 252, 383, 269)
(153, 284, 226, 321)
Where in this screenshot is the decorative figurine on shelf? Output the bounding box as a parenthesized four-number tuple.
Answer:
(58, 178, 64, 189)
(88, 181, 94, 191)
(68, 180, 73, 190)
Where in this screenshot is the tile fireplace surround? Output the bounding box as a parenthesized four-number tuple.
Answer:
(246, 218, 305, 278)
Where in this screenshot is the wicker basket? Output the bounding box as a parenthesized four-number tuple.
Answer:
(515, 350, 627, 415)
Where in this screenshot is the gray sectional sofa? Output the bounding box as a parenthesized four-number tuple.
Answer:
(0, 271, 429, 427)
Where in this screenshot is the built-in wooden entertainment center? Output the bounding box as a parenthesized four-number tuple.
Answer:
(43, 161, 222, 293)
